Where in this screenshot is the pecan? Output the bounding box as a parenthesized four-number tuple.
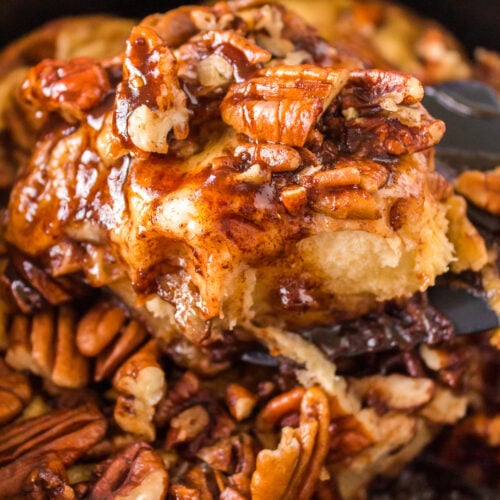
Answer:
(22, 453, 76, 500)
(6, 305, 90, 389)
(201, 30, 271, 67)
(309, 187, 381, 220)
(455, 166, 500, 216)
(340, 69, 424, 109)
(0, 358, 32, 425)
(234, 143, 302, 172)
(166, 405, 210, 446)
(21, 57, 111, 122)
(321, 68, 445, 157)
(328, 415, 373, 461)
(197, 433, 256, 497)
(256, 386, 305, 434)
(0, 405, 106, 497)
(115, 25, 189, 153)
(76, 300, 148, 382)
(2, 252, 83, 313)
(113, 340, 166, 441)
(221, 65, 348, 147)
(251, 386, 331, 500)
(280, 185, 308, 216)
(225, 383, 258, 421)
(350, 374, 435, 412)
(90, 442, 168, 500)
(155, 371, 202, 427)
(170, 464, 214, 500)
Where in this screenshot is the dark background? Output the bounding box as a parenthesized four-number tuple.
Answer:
(1, 0, 499, 52)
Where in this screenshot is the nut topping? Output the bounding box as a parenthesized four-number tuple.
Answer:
(90, 442, 168, 500)
(115, 25, 189, 153)
(221, 65, 349, 146)
(21, 57, 111, 123)
(234, 143, 302, 172)
(340, 69, 424, 108)
(0, 405, 106, 497)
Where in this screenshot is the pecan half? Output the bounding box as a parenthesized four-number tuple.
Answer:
(340, 69, 424, 109)
(6, 305, 90, 389)
(90, 442, 168, 500)
(221, 65, 348, 147)
(76, 300, 148, 382)
(0, 405, 106, 497)
(251, 386, 331, 500)
(21, 57, 111, 122)
(0, 358, 32, 425)
(113, 340, 166, 441)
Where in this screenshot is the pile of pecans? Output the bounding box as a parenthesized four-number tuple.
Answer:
(0, 265, 498, 498)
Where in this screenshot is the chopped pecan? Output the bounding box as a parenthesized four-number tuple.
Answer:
(251, 386, 331, 500)
(170, 464, 214, 500)
(0, 358, 32, 425)
(155, 371, 202, 425)
(90, 442, 168, 500)
(328, 414, 373, 461)
(280, 185, 308, 216)
(0, 405, 106, 497)
(201, 30, 271, 67)
(6, 305, 90, 389)
(321, 68, 445, 157)
(221, 65, 348, 147)
(21, 57, 111, 122)
(113, 340, 166, 441)
(225, 383, 258, 421)
(115, 25, 189, 153)
(455, 166, 500, 216)
(197, 433, 256, 497)
(22, 453, 76, 500)
(166, 405, 210, 446)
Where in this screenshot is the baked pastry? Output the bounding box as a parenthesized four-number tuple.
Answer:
(3, 0, 486, 347)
